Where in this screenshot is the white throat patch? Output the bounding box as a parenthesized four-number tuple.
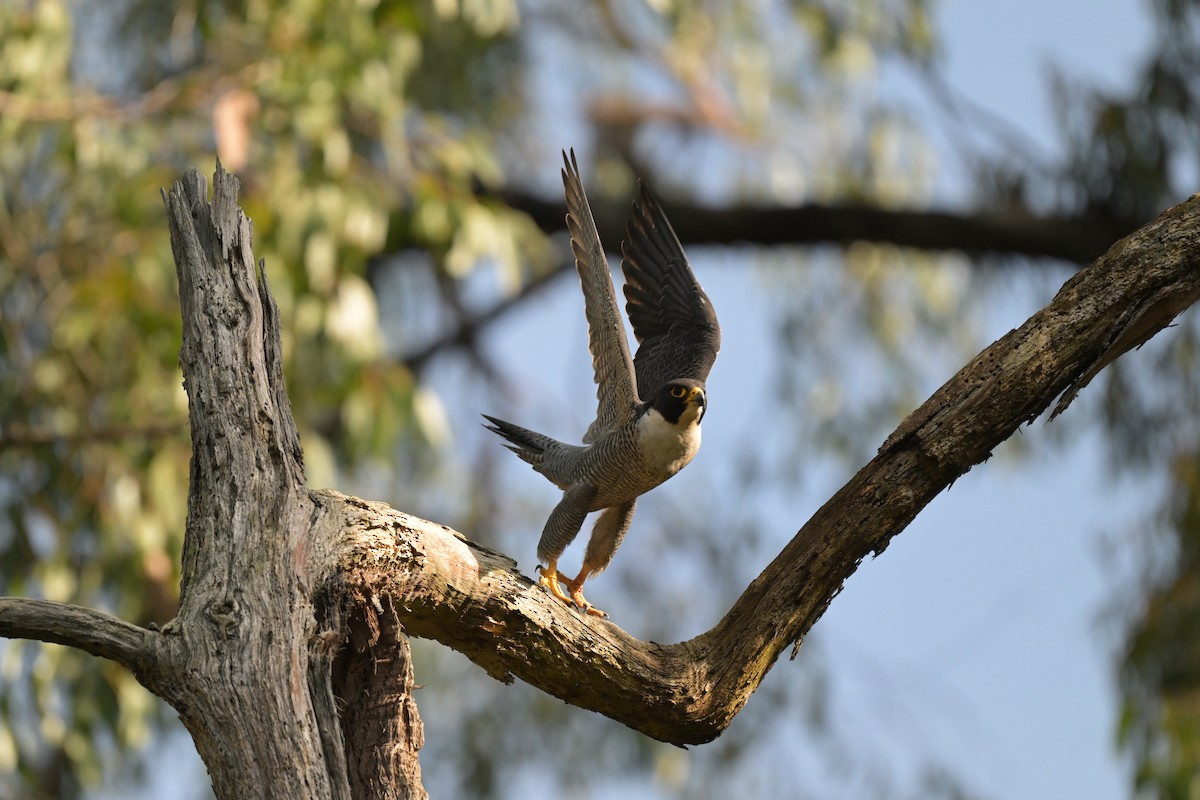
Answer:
(638, 405, 703, 477)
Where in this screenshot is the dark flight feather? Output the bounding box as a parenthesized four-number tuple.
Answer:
(621, 181, 721, 399)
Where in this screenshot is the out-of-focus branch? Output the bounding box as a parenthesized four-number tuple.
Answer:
(400, 264, 564, 373)
(397, 189, 1144, 368)
(498, 188, 1137, 264)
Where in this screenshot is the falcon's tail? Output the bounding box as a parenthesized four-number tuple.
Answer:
(482, 415, 560, 467)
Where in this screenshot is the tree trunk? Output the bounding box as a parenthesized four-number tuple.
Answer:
(156, 167, 431, 797)
(1, 164, 1200, 797)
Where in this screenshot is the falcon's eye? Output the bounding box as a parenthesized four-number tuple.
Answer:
(670, 386, 687, 398)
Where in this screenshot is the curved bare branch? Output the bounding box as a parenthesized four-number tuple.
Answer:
(0, 598, 154, 674)
(348, 194, 1200, 745)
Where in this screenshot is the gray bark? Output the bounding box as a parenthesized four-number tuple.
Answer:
(1, 165, 1199, 794)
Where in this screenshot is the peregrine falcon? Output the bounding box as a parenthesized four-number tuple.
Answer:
(484, 149, 720, 618)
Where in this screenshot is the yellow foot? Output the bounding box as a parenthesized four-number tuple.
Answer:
(536, 564, 574, 607)
(536, 564, 608, 618)
(565, 581, 607, 619)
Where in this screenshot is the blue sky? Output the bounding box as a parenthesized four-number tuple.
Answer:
(845, 2, 1153, 795)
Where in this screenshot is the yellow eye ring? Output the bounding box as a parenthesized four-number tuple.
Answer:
(670, 386, 687, 398)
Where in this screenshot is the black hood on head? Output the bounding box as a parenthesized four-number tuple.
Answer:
(644, 378, 705, 425)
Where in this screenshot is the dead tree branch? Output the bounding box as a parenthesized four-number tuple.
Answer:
(347, 194, 1200, 745)
(0, 598, 153, 674)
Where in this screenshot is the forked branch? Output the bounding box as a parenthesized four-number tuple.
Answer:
(338, 194, 1200, 745)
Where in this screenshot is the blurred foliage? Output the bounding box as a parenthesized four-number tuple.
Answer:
(941, 1, 1200, 788)
(1047, 0, 1200, 226)
(976, 0, 1200, 228)
(0, 0, 537, 794)
(1118, 453, 1200, 798)
(1052, 2, 1200, 797)
(1110, 346, 1200, 797)
(3, 0, 1198, 798)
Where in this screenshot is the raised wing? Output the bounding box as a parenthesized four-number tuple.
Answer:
(620, 181, 720, 398)
(561, 149, 638, 443)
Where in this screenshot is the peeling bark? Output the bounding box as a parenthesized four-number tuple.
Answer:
(0, 167, 1198, 796)
(334, 593, 428, 800)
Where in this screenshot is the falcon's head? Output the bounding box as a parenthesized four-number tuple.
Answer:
(647, 379, 706, 426)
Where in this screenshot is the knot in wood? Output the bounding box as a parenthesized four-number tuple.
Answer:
(205, 597, 242, 639)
